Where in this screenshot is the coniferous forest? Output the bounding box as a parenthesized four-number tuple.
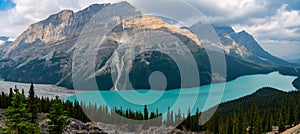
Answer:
(179, 87, 300, 133)
(0, 84, 299, 133)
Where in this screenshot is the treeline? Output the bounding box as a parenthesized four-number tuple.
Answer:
(0, 86, 87, 123)
(1, 85, 299, 133)
(0, 84, 165, 132)
(0, 84, 70, 134)
(178, 87, 300, 133)
(64, 87, 300, 133)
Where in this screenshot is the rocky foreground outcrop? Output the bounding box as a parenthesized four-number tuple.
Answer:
(0, 110, 108, 134)
(1, 109, 194, 134)
(40, 117, 108, 134)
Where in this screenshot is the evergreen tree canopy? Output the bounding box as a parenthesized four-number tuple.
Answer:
(46, 96, 70, 134)
(2, 87, 39, 134)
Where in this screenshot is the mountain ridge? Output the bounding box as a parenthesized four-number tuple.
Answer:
(211, 25, 297, 67)
(0, 2, 292, 90)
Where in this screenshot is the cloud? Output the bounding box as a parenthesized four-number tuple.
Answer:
(0, 0, 299, 59)
(259, 39, 300, 58)
(0, 0, 80, 37)
(130, 0, 300, 59)
(232, 4, 300, 59)
(0, 0, 121, 37)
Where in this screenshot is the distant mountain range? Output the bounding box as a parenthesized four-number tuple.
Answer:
(212, 26, 296, 67)
(0, 36, 13, 59)
(0, 2, 298, 90)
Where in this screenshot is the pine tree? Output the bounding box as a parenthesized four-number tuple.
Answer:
(295, 97, 300, 122)
(21, 89, 25, 96)
(287, 97, 295, 125)
(8, 88, 13, 106)
(27, 83, 38, 124)
(46, 96, 70, 134)
(175, 108, 182, 124)
(2, 88, 40, 133)
(144, 105, 148, 120)
(278, 111, 284, 132)
(232, 113, 238, 134)
(165, 107, 171, 126)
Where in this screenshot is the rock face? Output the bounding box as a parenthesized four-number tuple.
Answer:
(0, 109, 193, 133)
(214, 26, 296, 66)
(189, 24, 295, 67)
(0, 1, 279, 90)
(0, 2, 208, 90)
(1, 110, 108, 134)
(0, 3, 111, 87)
(40, 118, 108, 134)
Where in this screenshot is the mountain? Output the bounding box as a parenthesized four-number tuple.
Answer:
(179, 87, 300, 133)
(189, 25, 296, 67)
(0, 2, 279, 90)
(0, 36, 13, 58)
(0, 3, 111, 85)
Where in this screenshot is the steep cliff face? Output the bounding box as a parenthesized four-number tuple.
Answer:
(213, 26, 295, 66)
(3, 4, 109, 62)
(0, 2, 278, 90)
(90, 15, 208, 90)
(0, 2, 208, 89)
(0, 3, 110, 85)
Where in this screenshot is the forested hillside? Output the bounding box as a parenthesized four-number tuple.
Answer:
(1, 86, 299, 133)
(178, 87, 300, 133)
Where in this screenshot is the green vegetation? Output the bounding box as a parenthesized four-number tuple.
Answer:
(46, 97, 70, 134)
(27, 83, 38, 126)
(0, 85, 299, 133)
(0, 85, 70, 134)
(0, 85, 163, 133)
(1, 87, 40, 134)
(178, 87, 300, 133)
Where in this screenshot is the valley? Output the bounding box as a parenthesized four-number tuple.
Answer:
(0, 2, 298, 91)
(0, 1, 299, 133)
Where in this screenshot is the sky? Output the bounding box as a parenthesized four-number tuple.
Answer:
(0, 0, 299, 59)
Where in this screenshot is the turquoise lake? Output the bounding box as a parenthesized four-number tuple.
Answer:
(67, 72, 297, 116)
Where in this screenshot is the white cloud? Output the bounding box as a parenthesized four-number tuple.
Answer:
(234, 5, 300, 40)
(233, 4, 300, 59)
(0, 0, 79, 37)
(0, 0, 299, 59)
(0, 0, 121, 38)
(184, 0, 269, 25)
(259, 39, 300, 58)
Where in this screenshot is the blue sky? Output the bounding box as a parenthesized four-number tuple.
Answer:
(0, 0, 15, 11)
(0, 0, 299, 59)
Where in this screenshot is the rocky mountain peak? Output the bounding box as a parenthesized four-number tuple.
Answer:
(0, 1, 295, 90)
(122, 15, 202, 47)
(3, 3, 109, 60)
(213, 26, 235, 35)
(58, 10, 74, 20)
(214, 26, 294, 66)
